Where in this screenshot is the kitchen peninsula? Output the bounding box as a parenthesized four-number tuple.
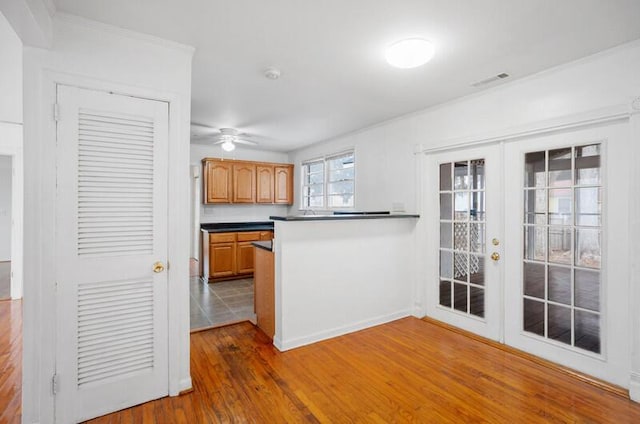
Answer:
(259, 213, 419, 351)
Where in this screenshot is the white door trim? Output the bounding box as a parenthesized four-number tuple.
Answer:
(0, 122, 23, 300)
(22, 70, 191, 424)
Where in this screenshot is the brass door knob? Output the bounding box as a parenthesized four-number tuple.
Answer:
(490, 252, 500, 261)
(153, 262, 165, 273)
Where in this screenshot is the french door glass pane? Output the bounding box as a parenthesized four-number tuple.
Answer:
(439, 159, 486, 318)
(521, 144, 602, 354)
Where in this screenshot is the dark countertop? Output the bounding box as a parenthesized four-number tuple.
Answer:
(269, 214, 419, 222)
(201, 221, 274, 233)
(252, 241, 273, 252)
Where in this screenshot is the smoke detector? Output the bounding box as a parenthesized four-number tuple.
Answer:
(264, 67, 281, 80)
(472, 72, 510, 87)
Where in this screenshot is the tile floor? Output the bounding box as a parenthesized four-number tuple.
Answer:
(0, 262, 10, 300)
(190, 276, 256, 330)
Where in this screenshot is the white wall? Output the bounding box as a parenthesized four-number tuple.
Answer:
(23, 13, 193, 424)
(287, 40, 640, 215)
(274, 218, 417, 351)
(191, 144, 290, 223)
(0, 10, 22, 124)
(0, 156, 11, 261)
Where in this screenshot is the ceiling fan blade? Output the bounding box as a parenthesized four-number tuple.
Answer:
(234, 138, 258, 146)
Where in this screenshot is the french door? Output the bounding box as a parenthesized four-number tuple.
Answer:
(426, 122, 629, 388)
(55, 85, 170, 422)
(425, 144, 503, 341)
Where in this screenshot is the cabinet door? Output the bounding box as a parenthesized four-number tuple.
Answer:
(233, 162, 256, 203)
(256, 165, 274, 203)
(236, 242, 255, 274)
(210, 242, 236, 278)
(204, 160, 232, 203)
(274, 165, 293, 204)
(259, 231, 273, 241)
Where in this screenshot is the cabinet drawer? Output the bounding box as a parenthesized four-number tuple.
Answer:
(210, 232, 236, 243)
(237, 231, 261, 242)
(259, 231, 273, 241)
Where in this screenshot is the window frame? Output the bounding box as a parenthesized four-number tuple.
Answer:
(300, 149, 355, 210)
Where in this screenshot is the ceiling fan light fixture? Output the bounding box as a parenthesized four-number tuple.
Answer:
(221, 139, 236, 152)
(385, 38, 435, 69)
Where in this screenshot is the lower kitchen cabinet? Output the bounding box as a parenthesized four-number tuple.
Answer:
(205, 230, 273, 282)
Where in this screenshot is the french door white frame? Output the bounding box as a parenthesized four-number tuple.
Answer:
(22, 71, 192, 424)
(0, 122, 23, 299)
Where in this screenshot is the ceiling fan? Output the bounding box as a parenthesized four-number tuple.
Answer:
(190, 125, 258, 151)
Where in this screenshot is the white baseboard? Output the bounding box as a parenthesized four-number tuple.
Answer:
(630, 373, 640, 403)
(275, 309, 412, 352)
(178, 377, 193, 394)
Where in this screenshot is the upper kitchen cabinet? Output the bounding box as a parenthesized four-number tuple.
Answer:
(274, 165, 294, 204)
(202, 158, 294, 205)
(256, 165, 275, 203)
(204, 160, 232, 203)
(232, 162, 256, 203)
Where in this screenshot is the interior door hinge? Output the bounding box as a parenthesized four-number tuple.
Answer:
(52, 374, 59, 395)
(53, 103, 60, 122)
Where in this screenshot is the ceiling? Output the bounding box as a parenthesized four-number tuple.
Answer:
(53, 0, 640, 152)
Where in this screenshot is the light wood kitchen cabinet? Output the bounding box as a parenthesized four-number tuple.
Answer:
(209, 241, 236, 279)
(256, 165, 274, 203)
(254, 246, 275, 338)
(205, 230, 273, 282)
(202, 158, 293, 205)
(204, 160, 233, 203)
(274, 165, 294, 204)
(232, 162, 256, 203)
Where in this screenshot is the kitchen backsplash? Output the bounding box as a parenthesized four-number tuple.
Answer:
(200, 204, 289, 223)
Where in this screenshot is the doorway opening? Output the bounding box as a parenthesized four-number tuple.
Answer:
(0, 155, 12, 300)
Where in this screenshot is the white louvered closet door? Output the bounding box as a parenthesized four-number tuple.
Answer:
(55, 85, 169, 423)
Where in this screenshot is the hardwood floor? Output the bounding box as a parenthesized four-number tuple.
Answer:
(85, 317, 640, 423)
(0, 300, 21, 424)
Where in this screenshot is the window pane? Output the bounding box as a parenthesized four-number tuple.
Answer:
(575, 310, 600, 353)
(440, 222, 452, 249)
(328, 194, 353, 208)
(454, 252, 468, 282)
(453, 223, 468, 251)
(439, 280, 452, 307)
(440, 163, 452, 191)
(470, 191, 485, 221)
(454, 283, 468, 312)
(576, 228, 600, 269)
(304, 185, 323, 196)
(470, 159, 485, 190)
(470, 223, 485, 253)
(548, 265, 571, 305)
(524, 299, 545, 336)
(328, 153, 354, 171)
(306, 196, 323, 208)
(575, 144, 600, 186)
(575, 187, 601, 227)
(525, 151, 545, 188)
(440, 250, 453, 279)
(548, 304, 571, 345)
(524, 189, 546, 224)
(454, 161, 469, 190)
(575, 269, 600, 312)
(454, 192, 469, 221)
(307, 162, 323, 174)
(548, 148, 572, 187)
(524, 226, 546, 261)
(548, 227, 571, 265)
(549, 188, 572, 225)
(470, 287, 484, 318)
(328, 167, 354, 182)
(469, 255, 484, 286)
(524, 262, 545, 299)
(440, 193, 452, 220)
(328, 181, 353, 195)
(307, 172, 323, 185)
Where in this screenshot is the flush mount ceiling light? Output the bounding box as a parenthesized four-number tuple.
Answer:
(385, 38, 435, 69)
(220, 136, 236, 152)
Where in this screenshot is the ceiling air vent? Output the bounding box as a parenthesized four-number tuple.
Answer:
(472, 72, 510, 87)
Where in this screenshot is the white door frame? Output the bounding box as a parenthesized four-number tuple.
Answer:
(0, 122, 23, 300)
(22, 71, 192, 424)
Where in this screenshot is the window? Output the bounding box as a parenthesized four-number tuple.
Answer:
(302, 150, 355, 209)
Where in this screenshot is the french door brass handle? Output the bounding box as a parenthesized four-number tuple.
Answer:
(490, 252, 500, 261)
(153, 261, 165, 273)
